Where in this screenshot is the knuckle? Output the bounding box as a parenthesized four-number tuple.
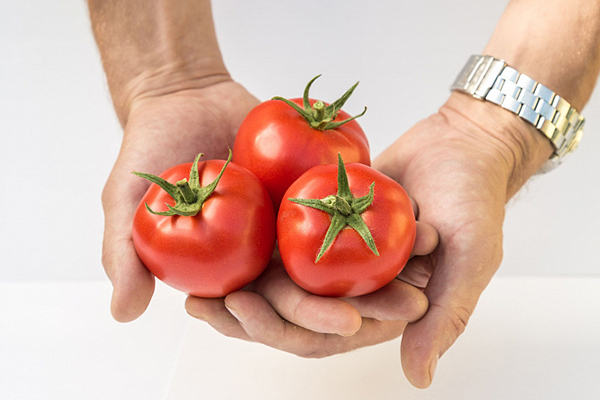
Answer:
(296, 338, 350, 359)
(431, 302, 474, 340)
(220, 328, 241, 339)
(101, 250, 110, 271)
(279, 323, 337, 359)
(447, 305, 473, 338)
(296, 346, 330, 359)
(100, 181, 114, 212)
(295, 349, 319, 358)
(101, 236, 131, 279)
(101, 242, 114, 273)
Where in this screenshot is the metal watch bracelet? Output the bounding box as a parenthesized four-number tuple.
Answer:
(451, 54, 585, 172)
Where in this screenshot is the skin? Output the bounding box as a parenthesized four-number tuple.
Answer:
(91, 0, 259, 319)
(90, 0, 600, 389)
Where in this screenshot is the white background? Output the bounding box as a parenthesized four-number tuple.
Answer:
(1, 1, 599, 399)
(1, 0, 598, 281)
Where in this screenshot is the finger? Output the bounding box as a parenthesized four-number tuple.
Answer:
(340, 221, 436, 321)
(400, 226, 502, 388)
(411, 221, 439, 257)
(102, 160, 155, 322)
(185, 296, 251, 341)
(252, 261, 363, 337)
(408, 196, 419, 218)
(103, 232, 155, 322)
(224, 290, 408, 358)
(397, 255, 434, 289)
(342, 279, 428, 321)
(410, 196, 419, 218)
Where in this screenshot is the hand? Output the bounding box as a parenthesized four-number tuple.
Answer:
(373, 92, 554, 387)
(186, 204, 439, 357)
(101, 80, 260, 322)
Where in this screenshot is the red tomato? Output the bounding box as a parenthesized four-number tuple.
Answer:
(132, 153, 276, 298)
(232, 76, 371, 209)
(277, 155, 416, 298)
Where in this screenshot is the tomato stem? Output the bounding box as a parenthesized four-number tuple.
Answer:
(311, 101, 327, 129)
(322, 195, 352, 216)
(132, 149, 232, 217)
(288, 153, 379, 262)
(272, 75, 367, 131)
(176, 179, 198, 204)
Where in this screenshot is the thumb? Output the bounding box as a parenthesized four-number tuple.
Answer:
(400, 224, 503, 388)
(101, 159, 155, 322)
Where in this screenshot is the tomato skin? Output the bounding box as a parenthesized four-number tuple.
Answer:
(132, 160, 276, 298)
(232, 98, 371, 208)
(277, 163, 416, 298)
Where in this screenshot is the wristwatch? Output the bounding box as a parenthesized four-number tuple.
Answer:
(451, 54, 585, 173)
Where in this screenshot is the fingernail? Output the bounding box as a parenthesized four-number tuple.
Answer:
(225, 304, 242, 322)
(428, 355, 439, 383)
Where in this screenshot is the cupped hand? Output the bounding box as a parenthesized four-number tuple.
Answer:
(101, 79, 260, 322)
(374, 93, 554, 387)
(186, 202, 440, 357)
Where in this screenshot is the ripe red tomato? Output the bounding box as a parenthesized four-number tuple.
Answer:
(132, 152, 276, 298)
(232, 75, 371, 209)
(277, 155, 416, 298)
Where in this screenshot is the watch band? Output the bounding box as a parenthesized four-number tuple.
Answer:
(451, 55, 585, 172)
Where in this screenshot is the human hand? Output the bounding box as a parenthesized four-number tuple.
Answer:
(373, 92, 554, 387)
(185, 204, 439, 357)
(101, 80, 260, 322)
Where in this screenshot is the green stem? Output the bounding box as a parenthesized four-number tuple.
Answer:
(132, 149, 233, 217)
(312, 101, 327, 129)
(176, 179, 198, 203)
(321, 195, 352, 216)
(316, 213, 347, 262)
(288, 153, 379, 262)
(272, 75, 366, 131)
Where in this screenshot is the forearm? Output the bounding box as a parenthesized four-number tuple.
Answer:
(87, 0, 228, 125)
(484, 0, 600, 110)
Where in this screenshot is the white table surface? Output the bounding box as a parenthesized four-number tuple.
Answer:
(2, 276, 599, 400)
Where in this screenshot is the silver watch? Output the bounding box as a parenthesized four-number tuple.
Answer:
(451, 55, 585, 172)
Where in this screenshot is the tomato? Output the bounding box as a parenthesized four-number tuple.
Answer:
(232, 75, 371, 209)
(277, 154, 416, 298)
(132, 151, 276, 298)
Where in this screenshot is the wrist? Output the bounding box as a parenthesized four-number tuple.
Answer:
(89, 0, 229, 126)
(102, 38, 230, 126)
(117, 60, 231, 125)
(439, 92, 554, 197)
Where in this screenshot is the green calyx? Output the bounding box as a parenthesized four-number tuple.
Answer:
(289, 153, 379, 263)
(272, 74, 367, 131)
(132, 149, 232, 217)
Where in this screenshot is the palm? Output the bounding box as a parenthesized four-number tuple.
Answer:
(101, 81, 259, 321)
(121, 81, 259, 175)
(374, 107, 513, 387)
(377, 118, 507, 287)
